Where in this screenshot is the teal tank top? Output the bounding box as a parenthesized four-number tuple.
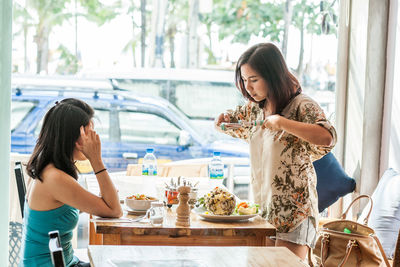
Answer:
(19, 201, 80, 267)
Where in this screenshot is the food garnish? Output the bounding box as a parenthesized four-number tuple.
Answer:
(127, 194, 155, 200)
(234, 201, 259, 215)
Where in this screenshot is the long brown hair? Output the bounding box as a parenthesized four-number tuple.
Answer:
(27, 98, 94, 181)
(235, 43, 301, 113)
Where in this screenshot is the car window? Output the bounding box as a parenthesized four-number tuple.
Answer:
(93, 109, 110, 141)
(33, 107, 110, 141)
(11, 100, 37, 132)
(114, 78, 245, 120)
(114, 80, 162, 98)
(119, 111, 181, 145)
(174, 81, 244, 119)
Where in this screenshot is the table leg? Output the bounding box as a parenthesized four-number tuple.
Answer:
(103, 234, 121, 245)
(89, 215, 103, 245)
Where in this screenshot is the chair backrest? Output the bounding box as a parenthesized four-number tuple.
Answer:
(48, 230, 66, 267)
(14, 162, 27, 218)
(126, 163, 208, 177)
(162, 163, 208, 177)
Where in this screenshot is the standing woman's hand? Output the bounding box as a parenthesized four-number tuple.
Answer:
(79, 125, 102, 164)
(262, 114, 284, 131)
(216, 112, 231, 126)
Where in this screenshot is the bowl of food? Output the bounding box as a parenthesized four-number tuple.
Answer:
(125, 194, 158, 211)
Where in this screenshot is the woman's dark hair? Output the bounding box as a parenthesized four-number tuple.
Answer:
(235, 42, 301, 113)
(27, 98, 94, 181)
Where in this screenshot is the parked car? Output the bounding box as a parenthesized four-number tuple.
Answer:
(11, 75, 250, 172)
(81, 68, 246, 140)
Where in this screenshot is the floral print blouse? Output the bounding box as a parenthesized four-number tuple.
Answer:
(217, 93, 337, 233)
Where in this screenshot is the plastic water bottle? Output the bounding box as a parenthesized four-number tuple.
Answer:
(142, 148, 157, 176)
(209, 152, 224, 179)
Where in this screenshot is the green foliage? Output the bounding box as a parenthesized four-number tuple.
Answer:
(319, 0, 338, 35)
(55, 44, 80, 74)
(203, 0, 283, 44)
(81, 0, 119, 26)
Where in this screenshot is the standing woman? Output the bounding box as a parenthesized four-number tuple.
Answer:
(216, 43, 336, 260)
(20, 98, 122, 267)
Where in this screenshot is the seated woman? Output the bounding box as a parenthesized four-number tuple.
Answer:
(20, 98, 123, 267)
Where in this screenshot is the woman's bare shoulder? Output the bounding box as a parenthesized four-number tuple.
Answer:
(41, 164, 77, 186)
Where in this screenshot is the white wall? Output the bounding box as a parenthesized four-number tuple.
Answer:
(388, 1, 400, 172)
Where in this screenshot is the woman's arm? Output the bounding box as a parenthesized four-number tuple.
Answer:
(263, 115, 333, 146)
(43, 168, 122, 218)
(44, 125, 122, 218)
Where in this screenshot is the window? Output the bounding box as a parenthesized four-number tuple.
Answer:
(93, 109, 110, 141)
(174, 81, 244, 119)
(114, 79, 162, 98)
(115, 77, 245, 120)
(119, 111, 181, 145)
(11, 101, 36, 132)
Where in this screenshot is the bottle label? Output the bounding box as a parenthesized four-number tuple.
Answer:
(142, 166, 148, 176)
(209, 167, 224, 179)
(148, 165, 157, 176)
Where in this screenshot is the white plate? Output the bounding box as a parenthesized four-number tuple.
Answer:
(123, 205, 148, 215)
(193, 207, 259, 222)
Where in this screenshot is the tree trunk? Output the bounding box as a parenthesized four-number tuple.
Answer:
(131, 14, 137, 67)
(168, 27, 176, 68)
(150, 0, 167, 68)
(24, 23, 28, 72)
(35, 23, 49, 74)
(282, 0, 293, 59)
(296, 13, 305, 79)
(140, 0, 146, 67)
(187, 0, 199, 68)
(206, 24, 216, 65)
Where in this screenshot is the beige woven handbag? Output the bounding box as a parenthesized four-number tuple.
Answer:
(314, 195, 391, 267)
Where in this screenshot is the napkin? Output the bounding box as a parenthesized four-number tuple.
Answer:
(91, 218, 133, 223)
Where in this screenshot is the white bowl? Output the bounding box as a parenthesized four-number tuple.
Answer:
(125, 196, 158, 211)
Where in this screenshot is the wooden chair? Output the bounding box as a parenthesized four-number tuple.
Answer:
(162, 163, 208, 177)
(14, 161, 27, 218)
(48, 230, 66, 267)
(126, 163, 208, 177)
(393, 228, 400, 267)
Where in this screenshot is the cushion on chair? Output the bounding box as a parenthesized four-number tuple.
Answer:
(359, 168, 400, 259)
(313, 152, 356, 212)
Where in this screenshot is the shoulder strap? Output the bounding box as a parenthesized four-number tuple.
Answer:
(372, 235, 391, 267)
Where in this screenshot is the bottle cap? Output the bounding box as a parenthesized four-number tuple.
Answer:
(146, 148, 154, 153)
(213, 151, 221, 156)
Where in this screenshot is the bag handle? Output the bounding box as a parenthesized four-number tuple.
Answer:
(341, 195, 373, 225)
(320, 233, 330, 267)
(372, 235, 391, 267)
(338, 240, 362, 267)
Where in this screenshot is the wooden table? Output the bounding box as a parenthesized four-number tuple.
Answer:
(87, 174, 275, 246)
(88, 245, 307, 267)
(92, 206, 275, 246)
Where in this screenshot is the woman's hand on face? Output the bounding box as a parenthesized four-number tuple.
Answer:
(78, 125, 102, 163)
(216, 113, 230, 126)
(262, 114, 283, 131)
